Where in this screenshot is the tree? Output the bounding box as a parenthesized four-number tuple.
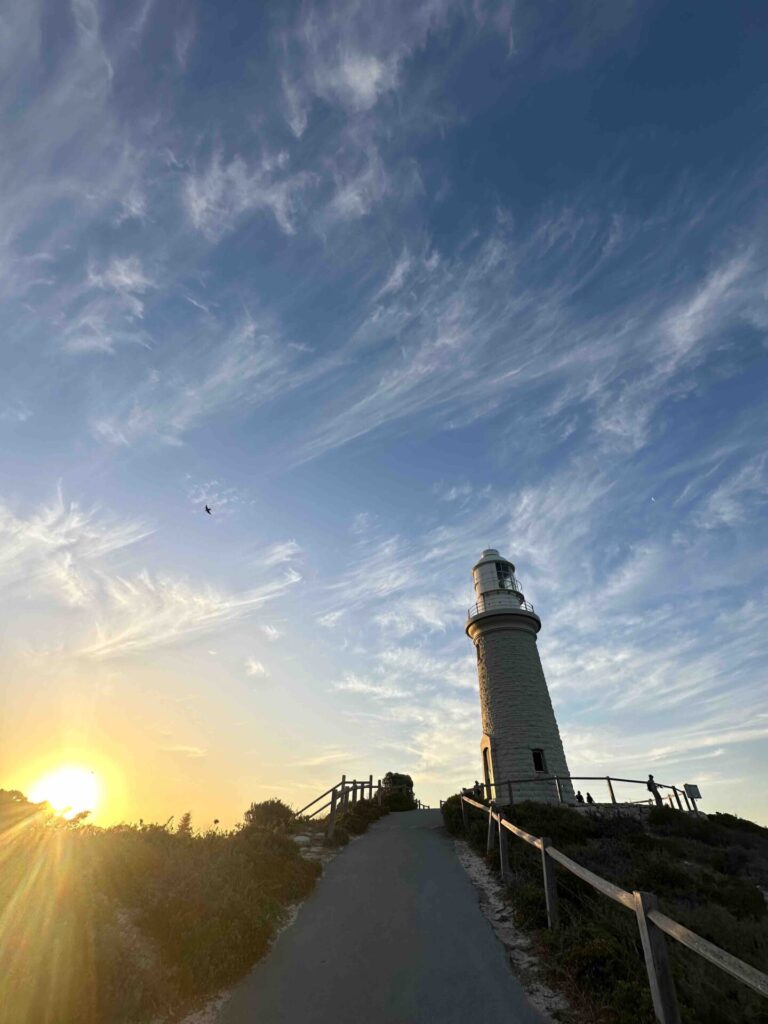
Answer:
(382, 773, 417, 811)
(176, 811, 193, 837)
(382, 772, 414, 793)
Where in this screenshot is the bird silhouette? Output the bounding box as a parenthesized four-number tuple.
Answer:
(205, 505, 212, 515)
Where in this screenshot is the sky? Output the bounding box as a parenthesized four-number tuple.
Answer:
(1, 0, 767, 827)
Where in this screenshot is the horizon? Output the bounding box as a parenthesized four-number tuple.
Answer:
(1, 0, 767, 829)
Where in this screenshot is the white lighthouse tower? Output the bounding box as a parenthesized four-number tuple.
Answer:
(466, 549, 574, 804)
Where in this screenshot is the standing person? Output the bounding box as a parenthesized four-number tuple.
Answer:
(647, 774, 663, 807)
(586, 792, 594, 805)
(576, 790, 584, 804)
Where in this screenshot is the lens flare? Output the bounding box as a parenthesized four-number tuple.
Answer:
(29, 766, 100, 819)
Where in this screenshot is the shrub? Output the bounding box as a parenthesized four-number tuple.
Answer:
(383, 789, 416, 812)
(441, 794, 465, 835)
(243, 798, 294, 831)
(0, 800, 321, 1024)
(444, 791, 768, 1024)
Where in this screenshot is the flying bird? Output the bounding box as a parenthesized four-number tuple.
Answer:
(205, 504, 212, 515)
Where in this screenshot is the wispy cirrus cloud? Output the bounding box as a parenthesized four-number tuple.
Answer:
(80, 569, 301, 659)
(92, 314, 294, 445)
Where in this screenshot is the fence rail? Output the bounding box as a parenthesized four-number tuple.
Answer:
(295, 776, 424, 839)
(470, 773, 698, 812)
(459, 793, 768, 1022)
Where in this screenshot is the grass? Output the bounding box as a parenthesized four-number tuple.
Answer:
(0, 794, 322, 1024)
(442, 796, 768, 1024)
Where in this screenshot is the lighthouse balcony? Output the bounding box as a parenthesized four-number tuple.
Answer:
(467, 593, 536, 618)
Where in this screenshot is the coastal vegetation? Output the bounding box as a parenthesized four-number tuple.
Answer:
(0, 790, 320, 1024)
(442, 797, 768, 1024)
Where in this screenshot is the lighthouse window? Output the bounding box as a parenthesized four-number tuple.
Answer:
(495, 562, 514, 589)
(532, 749, 547, 773)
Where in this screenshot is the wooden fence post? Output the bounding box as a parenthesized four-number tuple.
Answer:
(498, 819, 510, 882)
(634, 891, 681, 1024)
(540, 838, 559, 929)
(460, 795, 468, 831)
(340, 774, 347, 811)
(377, 779, 382, 805)
(681, 789, 691, 812)
(607, 776, 617, 804)
(369, 774, 373, 800)
(673, 788, 684, 811)
(487, 805, 497, 854)
(487, 802, 499, 851)
(554, 776, 563, 803)
(326, 787, 339, 840)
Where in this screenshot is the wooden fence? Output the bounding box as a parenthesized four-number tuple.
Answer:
(295, 776, 423, 839)
(460, 794, 768, 1024)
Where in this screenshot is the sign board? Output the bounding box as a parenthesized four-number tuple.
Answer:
(684, 783, 701, 800)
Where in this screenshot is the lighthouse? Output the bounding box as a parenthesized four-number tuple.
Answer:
(466, 549, 574, 804)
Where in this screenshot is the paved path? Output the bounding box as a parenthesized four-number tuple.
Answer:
(220, 809, 546, 1024)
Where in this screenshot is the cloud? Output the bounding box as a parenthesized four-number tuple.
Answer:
(80, 569, 301, 659)
(290, 747, 356, 768)
(159, 744, 207, 759)
(260, 540, 302, 567)
(245, 657, 269, 678)
(317, 610, 344, 629)
(183, 149, 314, 239)
(92, 314, 294, 445)
(0, 489, 151, 592)
(333, 673, 408, 700)
(291, 210, 768, 464)
(0, 490, 300, 660)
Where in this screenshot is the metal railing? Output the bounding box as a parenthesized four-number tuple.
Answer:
(470, 774, 697, 812)
(467, 595, 536, 617)
(459, 794, 768, 1023)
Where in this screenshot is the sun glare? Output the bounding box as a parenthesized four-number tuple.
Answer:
(29, 766, 101, 820)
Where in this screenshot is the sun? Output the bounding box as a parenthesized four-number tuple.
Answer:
(29, 766, 101, 820)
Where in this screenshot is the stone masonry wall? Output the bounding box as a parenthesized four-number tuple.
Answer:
(475, 624, 574, 803)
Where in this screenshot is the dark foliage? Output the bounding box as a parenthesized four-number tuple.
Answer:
(442, 795, 768, 1023)
(0, 796, 321, 1024)
(243, 798, 295, 831)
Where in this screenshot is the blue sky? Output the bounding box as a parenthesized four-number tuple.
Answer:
(1, 0, 767, 825)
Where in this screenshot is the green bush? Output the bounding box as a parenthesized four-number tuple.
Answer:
(0, 798, 321, 1024)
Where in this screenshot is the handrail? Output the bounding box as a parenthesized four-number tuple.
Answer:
(295, 782, 341, 818)
(458, 793, 767, 1018)
(468, 597, 536, 617)
(546, 846, 635, 910)
(647, 909, 768, 999)
(481, 774, 679, 789)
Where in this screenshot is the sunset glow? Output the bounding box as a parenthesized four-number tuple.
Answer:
(29, 767, 101, 820)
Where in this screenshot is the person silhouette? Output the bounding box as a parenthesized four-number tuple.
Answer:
(647, 774, 663, 807)
(576, 790, 584, 804)
(586, 792, 594, 804)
